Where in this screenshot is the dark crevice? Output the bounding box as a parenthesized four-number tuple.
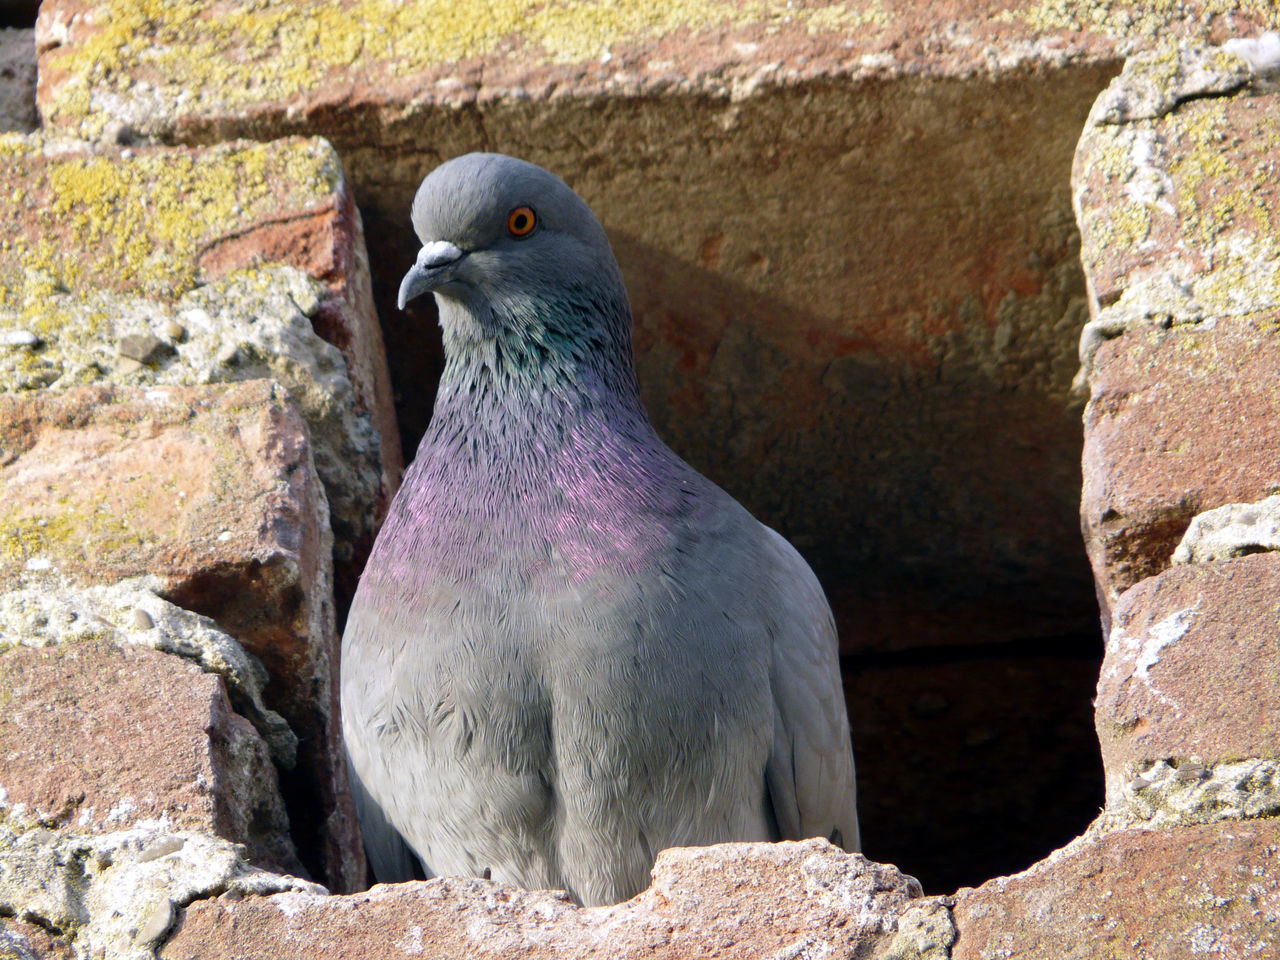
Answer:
(842, 632, 1104, 671)
(1164, 79, 1254, 114)
(0, 3, 38, 29)
(0, 904, 71, 940)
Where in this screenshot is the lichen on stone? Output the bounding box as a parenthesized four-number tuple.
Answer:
(873, 899, 958, 960)
(0, 134, 340, 305)
(1008, 1, 1280, 47)
(1103, 758, 1280, 830)
(0, 818, 324, 960)
(1073, 34, 1280, 390)
(40, 0, 899, 138)
(1, 265, 377, 562)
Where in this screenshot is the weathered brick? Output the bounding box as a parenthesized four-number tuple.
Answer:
(953, 820, 1280, 960)
(0, 132, 401, 583)
(1081, 316, 1280, 624)
(0, 382, 363, 890)
(1097, 552, 1280, 805)
(1073, 42, 1280, 625)
(162, 840, 944, 960)
(0, 638, 300, 875)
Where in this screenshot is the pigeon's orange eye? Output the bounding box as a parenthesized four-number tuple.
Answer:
(507, 206, 537, 238)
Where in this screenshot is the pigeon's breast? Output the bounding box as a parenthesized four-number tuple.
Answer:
(376, 419, 703, 600)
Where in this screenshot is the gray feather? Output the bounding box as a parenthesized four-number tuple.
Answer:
(347, 755, 426, 883)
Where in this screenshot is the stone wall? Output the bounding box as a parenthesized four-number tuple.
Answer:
(1, 2, 1279, 958)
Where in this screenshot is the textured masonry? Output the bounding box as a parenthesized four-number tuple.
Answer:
(3, 5, 1280, 960)
(941, 33, 1280, 960)
(0, 382, 364, 893)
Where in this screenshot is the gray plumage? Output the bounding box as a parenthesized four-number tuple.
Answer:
(341, 153, 858, 906)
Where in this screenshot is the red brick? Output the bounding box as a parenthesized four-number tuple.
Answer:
(0, 382, 363, 890)
(0, 639, 299, 875)
(953, 820, 1280, 959)
(1097, 553, 1280, 802)
(1081, 318, 1280, 625)
(0, 133, 401, 587)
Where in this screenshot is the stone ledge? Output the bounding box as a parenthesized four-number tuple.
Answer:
(161, 839, 946, 960)
(1073, 39, 1280, 384)
(32, 1, 1280, 144)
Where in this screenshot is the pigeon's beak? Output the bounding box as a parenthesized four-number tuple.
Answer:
(398, 240, 466, 309)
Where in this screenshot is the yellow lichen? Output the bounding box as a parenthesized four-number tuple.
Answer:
(42, 0, 895, 133)
(0, 135, 340, 315)
(0, 472, 207, 571)
(1160, 97, 1280, 276)
(801, 1, 891, 34)
(0, 504, 142, 569)
(1005, 0, 1280, 37)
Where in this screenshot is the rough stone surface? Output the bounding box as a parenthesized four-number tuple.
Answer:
(0, 821, 323, 960)
(1096, 552, 1280, 806)
(0, 382, 363, 892)
(163, 839, 946, 960)
(32, 1, 1280, 143)
(0, 28, 36, 133)
(1105, 758, 1280, 831)
(952, 819, 1280, 960)
(1075, 40, 1280, 324)
(0, 132, 401, 575)
(1073, 39, 1280, 623)
(1080, 315, 1280, 628)
(0, 575, 295, 770)
(0, 917, 76, 960)
(0, 637, 300, 876)
(1173, 493, 1280, 565)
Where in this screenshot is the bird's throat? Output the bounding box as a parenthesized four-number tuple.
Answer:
(436, 291, 643, 414)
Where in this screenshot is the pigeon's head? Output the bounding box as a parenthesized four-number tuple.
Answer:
(398, 153, 628, 343)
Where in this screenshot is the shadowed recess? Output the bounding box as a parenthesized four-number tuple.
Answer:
(352, 67, 1111, 892)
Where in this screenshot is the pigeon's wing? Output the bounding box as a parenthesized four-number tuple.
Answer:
(347, 752, 427, 882)
(761, 526, 861, 851)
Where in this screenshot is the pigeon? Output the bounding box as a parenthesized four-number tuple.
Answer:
(340, 153, 858, 907)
